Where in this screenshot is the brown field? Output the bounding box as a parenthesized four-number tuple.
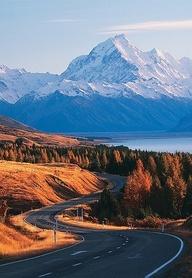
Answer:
(0, 160, 105, 213)
(0, 124, 79, 146)
(0, 213, 77, 258)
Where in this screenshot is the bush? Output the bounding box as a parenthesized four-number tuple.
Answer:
(183, 216, 192, 229)
(134, 216, 162, 228)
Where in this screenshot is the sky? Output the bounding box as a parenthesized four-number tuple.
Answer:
(1, 0, 192, 73)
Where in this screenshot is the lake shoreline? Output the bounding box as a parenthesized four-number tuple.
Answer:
(66, 132, 192, 153)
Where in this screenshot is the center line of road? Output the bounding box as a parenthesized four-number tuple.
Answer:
(38, 273, 52, 278)
(122, 243, 126, 246)
(93, 256, 100, 259)
(108, 250, 112, 253)
(72, 262, 82, 267)
(71, 250, 87, 256)
(116, 246, 121, 249)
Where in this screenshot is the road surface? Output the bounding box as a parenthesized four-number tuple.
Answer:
(0, 194, 183, 278)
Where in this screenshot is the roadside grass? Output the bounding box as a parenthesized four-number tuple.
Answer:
(0, 212, 77, 259)
(166, 229, 192, 277)
(166, 218, 192, 277)
(57, 204, 128, 231)
(57, 214, 128, 230)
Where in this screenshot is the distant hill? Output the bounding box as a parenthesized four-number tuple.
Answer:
(0, 115, 80, 147)
(0, 115, 33, 130)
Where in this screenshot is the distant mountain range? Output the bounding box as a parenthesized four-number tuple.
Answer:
(1, 34, 192, 132)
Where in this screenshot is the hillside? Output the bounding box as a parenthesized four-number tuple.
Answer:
(0, 115, 32, 130)
(0, 161, 105, 213)
(0, 115, 80, 146)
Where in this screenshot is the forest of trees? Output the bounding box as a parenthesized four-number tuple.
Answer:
(0, 140, 192, 219)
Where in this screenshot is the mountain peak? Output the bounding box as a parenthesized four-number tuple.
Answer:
(112, 33, 130, 46)
(150, 48, 165, 59)
(61, 34, 185, 83)
(0, 65, 10, 74)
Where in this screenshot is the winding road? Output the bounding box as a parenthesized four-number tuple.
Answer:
(0, 192, 184, 278)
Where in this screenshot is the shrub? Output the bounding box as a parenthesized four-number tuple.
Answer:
(134, 216, 162, 228)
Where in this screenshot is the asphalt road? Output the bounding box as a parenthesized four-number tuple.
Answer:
(0, 194, 184, 278)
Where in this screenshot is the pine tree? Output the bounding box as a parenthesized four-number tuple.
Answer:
(182, 176, 192, 216)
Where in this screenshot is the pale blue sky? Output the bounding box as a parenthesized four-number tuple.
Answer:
(1, 0, 192, 73)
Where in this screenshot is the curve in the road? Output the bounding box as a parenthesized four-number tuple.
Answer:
(0, 195, 184, 278)
(145, 232, 184, 278)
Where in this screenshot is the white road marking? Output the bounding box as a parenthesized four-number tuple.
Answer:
(122, 243, 126, 246)
(145, 232, 184, 278)
(108, 250, 112, 253)
(71, 251, 87, 256)
(127, 253, 141, 259)
(38, 273, 52, 277)
(116, 246, 121, 249)
(72, 262, 82, 267)
(93, 256, 100, 259)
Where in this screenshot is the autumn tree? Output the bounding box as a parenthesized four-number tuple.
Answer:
(165, 174, 186, 217)
(123, 159, 152, 214)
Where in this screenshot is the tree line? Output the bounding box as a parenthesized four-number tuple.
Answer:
(0, 141, 192, 218)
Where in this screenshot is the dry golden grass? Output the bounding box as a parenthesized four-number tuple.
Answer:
(57, 214, 128, 231)
(0, 124, 79, 147)
(57, 204, 128, 231)
(0, 161, 104, 212)
(0, 213, 77, 258)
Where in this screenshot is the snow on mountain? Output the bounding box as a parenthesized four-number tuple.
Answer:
(2, 34, 192, 133)
(180, 57, 192, 77)
(61, 35, 139, 83)
(0, 65, 58, 103)
(61, 34, 185, 85)
(1, 34, 192, 104)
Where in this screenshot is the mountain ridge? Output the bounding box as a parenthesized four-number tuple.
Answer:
(1, 34, 192, 132)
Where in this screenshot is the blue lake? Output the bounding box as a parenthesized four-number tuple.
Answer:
(69, 132, 192, 153)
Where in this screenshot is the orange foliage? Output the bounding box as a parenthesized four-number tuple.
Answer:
(124, 159, 152, 209)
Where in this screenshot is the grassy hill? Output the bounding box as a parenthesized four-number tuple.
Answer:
(0, 161, 105, 214)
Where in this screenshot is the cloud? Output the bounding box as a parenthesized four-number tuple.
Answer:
(102, 20, 192, 34)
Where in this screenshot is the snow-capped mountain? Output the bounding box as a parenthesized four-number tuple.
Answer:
(0, 65, 58, 103)
(1, 34, 192, 132)
(36, 34, 192, 100)
(61, 34, 185, 84)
